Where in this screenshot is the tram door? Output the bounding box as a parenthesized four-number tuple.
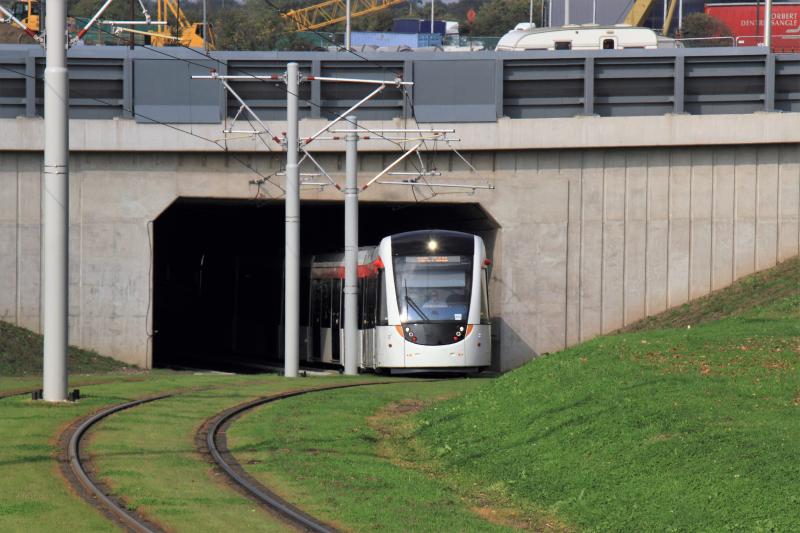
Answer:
(331, 279, 342, 362)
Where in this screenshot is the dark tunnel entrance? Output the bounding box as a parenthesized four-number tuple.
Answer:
(152, 198, 500, 371)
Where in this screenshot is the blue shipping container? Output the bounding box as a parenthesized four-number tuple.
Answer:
(392, 19, 446, 35)
(351, 31, 442, 47)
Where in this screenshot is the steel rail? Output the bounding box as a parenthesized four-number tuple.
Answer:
(67, 394, 175, 533)
(205, 381, 401, 533)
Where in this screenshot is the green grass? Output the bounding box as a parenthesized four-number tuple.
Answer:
(413, 259, 800, 531)
(226, 380, 529, 532)
(0, 320, 131, 376)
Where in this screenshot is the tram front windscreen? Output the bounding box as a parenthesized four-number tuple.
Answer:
(394, 255, 473, 323)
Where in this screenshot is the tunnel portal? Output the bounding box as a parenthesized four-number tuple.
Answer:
(152, 198, 499, 370)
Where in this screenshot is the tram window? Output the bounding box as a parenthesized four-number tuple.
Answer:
(331, 279, 341, 328)
(554, 41, 571, 50)
(377, 270, 388, 325)
(480, 269, 490, 324)
(362, 277, 376, 329)
(321, 280, 331, 327)
(602, 38, 615, 49)
(309, 279, 321, 325)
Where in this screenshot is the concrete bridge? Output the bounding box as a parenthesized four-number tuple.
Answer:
(0, 45, 798, 370)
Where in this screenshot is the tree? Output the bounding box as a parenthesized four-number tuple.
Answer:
(470, 0, 541, 36)
(211, 0, 312, 50)
(679, 13, 733, 47)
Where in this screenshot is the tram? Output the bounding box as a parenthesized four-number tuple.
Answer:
(304, 229, 492, 372)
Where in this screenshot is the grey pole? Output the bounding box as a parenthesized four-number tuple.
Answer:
(284, 62, 300, 378)
(763, 0, 772, 47)
(430, 0, 434, 34)
(43, 0, 69, 402)
(202, 0, 208, 53)
(564, 0, 570, 25)
(345, 0, 351, 50)
(343, 116, 359, 376)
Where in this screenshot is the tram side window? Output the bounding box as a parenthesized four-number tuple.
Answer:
(361, 277, 377, 329)
(554, 41, 571, 50)
(480, 269, 490, 324)
(377, 270, 388, 325)
(320, 279, 331, 327)
(309, 279, 321, 326)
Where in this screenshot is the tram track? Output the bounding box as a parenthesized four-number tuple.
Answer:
(199, 381, 403, 533)
(57, 379, 424, 532)
(59, 392, 177, 533)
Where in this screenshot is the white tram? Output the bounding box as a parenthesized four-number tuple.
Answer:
(304, 230, 492, 372)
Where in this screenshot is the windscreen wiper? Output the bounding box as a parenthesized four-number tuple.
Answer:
(404, 281, 429, 321)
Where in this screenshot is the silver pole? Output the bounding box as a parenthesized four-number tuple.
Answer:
(284, 62, 299, 378)
(592, 0, 596, 24)
(343, 115, 359, 376)
(43, 0, 69, 402)
(763, 0, 772, 47)
(678, 0, 683, 30)
(345, 0, 351, 50)
(565, 0, 570, 25)
(529, 0, 533, 25)
(202, 0, 208, 53)
(430, 0, 434, 34)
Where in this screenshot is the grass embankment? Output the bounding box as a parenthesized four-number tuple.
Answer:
(0, 320, 130, 377)
(414, 257, 800, 531)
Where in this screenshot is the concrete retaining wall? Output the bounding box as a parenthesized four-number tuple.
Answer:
(1, 142, 797, 370)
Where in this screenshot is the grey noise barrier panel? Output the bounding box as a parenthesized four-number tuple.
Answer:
(0, 46, 797, 123)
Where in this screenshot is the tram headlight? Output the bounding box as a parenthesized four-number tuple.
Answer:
(427, 239, 438, 252)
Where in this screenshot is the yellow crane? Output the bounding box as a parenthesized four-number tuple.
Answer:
(623, 0, 681, 35)
(0, 0, 41, 41)
(283, 0, 405, 31)
(1, 0, 213, 48)
(8, 0, 39, 30)
(109, 0, 216, 48)
(150, 0, 215, 47)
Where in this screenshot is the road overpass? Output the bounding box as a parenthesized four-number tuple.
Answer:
(0, 45, 798, 370)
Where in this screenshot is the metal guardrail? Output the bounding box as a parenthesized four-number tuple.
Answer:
(0, 44, 797, 122)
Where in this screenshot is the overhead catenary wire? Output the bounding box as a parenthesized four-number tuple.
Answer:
(0, 63, 284, 194)
(44, 10, 488, 196)
(83, 22, 428, 177)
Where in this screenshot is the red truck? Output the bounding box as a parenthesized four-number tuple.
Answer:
(705, 2, 800, 51)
